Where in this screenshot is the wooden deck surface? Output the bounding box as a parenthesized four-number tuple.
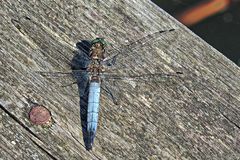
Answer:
(0, 0, 240, 159)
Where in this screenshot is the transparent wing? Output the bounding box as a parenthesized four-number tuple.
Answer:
(101, 71, 183, 82)
(103, 29, 176, 65)
(35, 69, 88, 78)
(36, 69, 90, 97)
(100, 70, 184, 106)
(35, 40, 92, 90)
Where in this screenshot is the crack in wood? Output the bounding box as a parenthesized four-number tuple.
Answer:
(28, 137, 58, 160)
(218, 108, 240, 130)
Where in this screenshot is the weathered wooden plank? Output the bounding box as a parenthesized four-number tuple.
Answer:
(0, 0, 240, 159)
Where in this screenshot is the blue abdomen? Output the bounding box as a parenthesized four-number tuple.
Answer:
(86, 82, 100, 150)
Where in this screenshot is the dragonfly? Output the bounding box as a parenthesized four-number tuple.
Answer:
(37, 28, 183, 150)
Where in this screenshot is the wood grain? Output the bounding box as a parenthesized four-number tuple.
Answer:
(0, 0, 240, 159)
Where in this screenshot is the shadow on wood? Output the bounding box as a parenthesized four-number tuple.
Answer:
(71, 40, 93, 150)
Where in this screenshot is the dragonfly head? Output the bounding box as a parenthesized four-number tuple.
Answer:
(91, 38, 110, 48)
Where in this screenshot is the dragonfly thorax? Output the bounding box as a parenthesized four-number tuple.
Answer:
(90, 42, 105, 60)
(88, 60, 104, 82)
(88, 38, 110, 82)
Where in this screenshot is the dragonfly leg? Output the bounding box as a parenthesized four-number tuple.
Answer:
(103, 54, 117, 66)
(101, 84, 119, 105)
(60, 81, 77, 87)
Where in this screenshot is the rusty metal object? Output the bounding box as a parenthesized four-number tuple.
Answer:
(29, 105, 52, 125)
